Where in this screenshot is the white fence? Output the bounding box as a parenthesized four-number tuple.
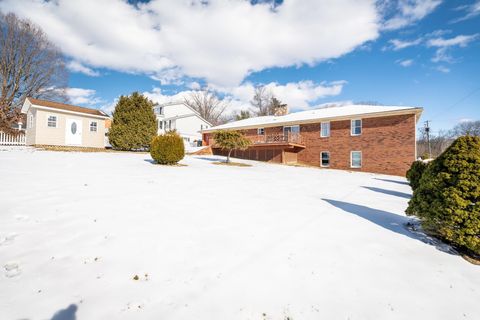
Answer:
(0, 131, 26, 146)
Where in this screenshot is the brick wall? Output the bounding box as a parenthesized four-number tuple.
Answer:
(297, 114, 416, 176)
(204, 113, 416, 176)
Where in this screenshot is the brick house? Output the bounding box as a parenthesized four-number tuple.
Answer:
(201, 105, 423, 176)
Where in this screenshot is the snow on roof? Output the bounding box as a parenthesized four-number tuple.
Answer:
(204, 104, 422, 132)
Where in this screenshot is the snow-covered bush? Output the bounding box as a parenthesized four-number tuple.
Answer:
(406, 136, 480, 255)
(150, 131, 185, 165)
(406, 160, 428, 191)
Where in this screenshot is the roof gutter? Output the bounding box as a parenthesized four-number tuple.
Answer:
(202, 108, 423, 133)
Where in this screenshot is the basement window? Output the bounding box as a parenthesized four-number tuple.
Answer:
(351, 151, 362, 168)
(321, 151, 330, 167)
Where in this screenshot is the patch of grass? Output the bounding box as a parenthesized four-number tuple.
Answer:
(213, 161, 252, 167)
(152, 162, 188, 167)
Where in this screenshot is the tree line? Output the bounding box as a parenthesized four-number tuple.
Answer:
(417, 120, 480, 159)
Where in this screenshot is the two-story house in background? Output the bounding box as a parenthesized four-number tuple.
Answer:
(202, 104, 423, 176)
(153, 101, 212, 147)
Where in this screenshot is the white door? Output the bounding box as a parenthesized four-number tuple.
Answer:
(65, 118, 82, 145)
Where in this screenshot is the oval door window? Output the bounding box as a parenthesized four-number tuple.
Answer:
(71, 122, 77, 134)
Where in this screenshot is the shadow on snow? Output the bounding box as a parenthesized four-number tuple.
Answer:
(322, 199, 457, 255)
(362, 186, 411, 199)
(373, 178, 410, 186)
(50, 304, 78, 320)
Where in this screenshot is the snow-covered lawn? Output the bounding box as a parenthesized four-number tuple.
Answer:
(1, 148, 479, 320)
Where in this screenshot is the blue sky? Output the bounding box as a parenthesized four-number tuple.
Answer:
(2, 0, 479, 133)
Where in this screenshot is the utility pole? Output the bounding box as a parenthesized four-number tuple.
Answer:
(424, 120, 431, 158)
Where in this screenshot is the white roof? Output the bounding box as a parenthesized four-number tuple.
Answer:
(203, 104, 422, 132)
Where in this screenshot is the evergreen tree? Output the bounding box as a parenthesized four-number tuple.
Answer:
(406, 160, 428, 191)
(109, 92, 157, 150)
(235, 110, 251, 121)
(406, 136, 480, 255)
(212, 130, 251, 163)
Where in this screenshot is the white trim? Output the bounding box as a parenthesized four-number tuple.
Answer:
(350, 151, 362, 168)
(320, 151, 330, 167)
(351, 119, 362, 136)
(28, 114, 34, 129)
(414, 114, 417, 160)
(320, 121, 330, 137)
(202, 107, 423, 133)
(24, 101, 110, 120)
(46, 114, 57, 128)
(283, 125, 300, 135)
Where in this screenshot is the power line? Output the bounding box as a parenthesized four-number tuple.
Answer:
(430, 87, 480, 121)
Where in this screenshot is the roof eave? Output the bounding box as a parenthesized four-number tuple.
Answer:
(26, 103, 111, 119)
(201, 107, 423, 133)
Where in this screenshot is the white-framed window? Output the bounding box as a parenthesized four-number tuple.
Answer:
(28, 114, 34, 129)
(154, 106, 164, 115)
(47, 115, 57, 128)
(201, 124, 203, 130)
(321, 151, 330, 167)
(159, 121, 163, 130)
(283, 125, 300, 135)
(351, 119, 362, 136)
(258, 127, 265, 135)
(351, 151, 362, 168)
(320, 122, 330, 137)
(89, 121, 97, 132)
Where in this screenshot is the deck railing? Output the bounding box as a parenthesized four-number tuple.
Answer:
(0, 131, 26, 146)
(248, 133, 305, 146)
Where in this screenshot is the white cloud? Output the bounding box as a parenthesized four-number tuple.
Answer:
(427, 34, 479, 47)
(66, 61, 100, 77)
(427, 34, 478, 63)
(383, 0, 442, 30)
(397, 59, 414, 67)
(435, 65, 450, 73)
(65, 88, 104, 106)
(451, 1, 480, 23)
(387, 38, 422, 50)
(0, 0, 379, 87)
(143, 80, 346, 115)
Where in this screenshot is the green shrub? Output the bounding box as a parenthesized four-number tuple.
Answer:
(109, 92, 157, 151)
(150, 132, 185, 165)
(406, 160, 428, 191)
(406, 136, 480, 255)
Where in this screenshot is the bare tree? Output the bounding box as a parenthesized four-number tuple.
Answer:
(250, 86, 288, 116)
(0, 12, 68, 133)
(250, 85, 272, 116)
(417, 128, 453, 159)
(184, 89, 228, 126)
(449, 120, 480, 137)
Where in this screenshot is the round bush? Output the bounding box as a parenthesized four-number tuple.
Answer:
(406, 160, 428, 191)
(406, 136, 480, 255)
(150, 132, 185, 165)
